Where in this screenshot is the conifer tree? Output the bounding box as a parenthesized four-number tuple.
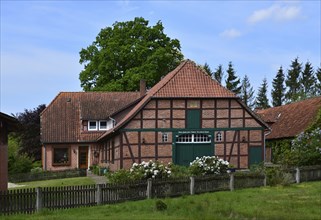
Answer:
(203, 62, 213, 76)
(285, 57, 302, 102)
(240, 75, 255, 109)
(213, 64, 224, 84)
(271, 66, 285, 107)
(300, 61, 316, 97)
(316, 66, 321, 95)
(225, 62, 241, 95)
(256, 78, 270, 109)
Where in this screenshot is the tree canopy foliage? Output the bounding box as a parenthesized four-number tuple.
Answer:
(79, 17, 184, 91)
(13, 104, 46, 161)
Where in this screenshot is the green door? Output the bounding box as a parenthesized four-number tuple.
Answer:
(176, 143, 213, 166)
(249, 146, 263, 167)
(186, 110, 201, 129)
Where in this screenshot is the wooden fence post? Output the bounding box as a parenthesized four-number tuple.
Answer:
(147, 179, 152, 199)
(295, 167, 300, 184)
(96, 184, 102, 205)
(190, 176, 195, 195)
(229, 173, 234, 191)
(36, 187, 42, 212)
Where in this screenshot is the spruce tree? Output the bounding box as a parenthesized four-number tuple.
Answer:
(285, 57, 302, 103)
(203, 62, 213, 76)
(241, 75, 255, 109)
(213, 64, 224, 84)
(300, 61, 316, 97)
(225, 62, 241, 95)
(316, 66, 321, 95)
(256, 78, 270, 109)
(271, 66, 285, 107)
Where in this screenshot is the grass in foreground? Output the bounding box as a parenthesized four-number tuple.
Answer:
(4, 181, 321, 220)
(10, 177, 95, 189)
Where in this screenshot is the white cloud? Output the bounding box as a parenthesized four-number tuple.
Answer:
(248, 4, 301, 24)
(219, 28, 242, 38)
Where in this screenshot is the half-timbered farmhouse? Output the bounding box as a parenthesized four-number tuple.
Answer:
(41, 60, 269, 171)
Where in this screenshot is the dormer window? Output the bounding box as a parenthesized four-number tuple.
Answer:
(99, 120, 107, 130)
(86, 119, 115, 131)
(88, 121, 98, 131)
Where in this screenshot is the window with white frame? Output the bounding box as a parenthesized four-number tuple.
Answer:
(99, 120, 107, 130)
(216, 132, 222, 142)
(176, 134, 211, 143)
(88, 121, 98, 131)
(162, 133, 169, 142)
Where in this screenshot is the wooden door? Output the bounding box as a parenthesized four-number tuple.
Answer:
(249, 146, 263, 167)
(79, 146, 88, 169)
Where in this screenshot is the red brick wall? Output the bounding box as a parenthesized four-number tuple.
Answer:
(106, 98, 264, 170)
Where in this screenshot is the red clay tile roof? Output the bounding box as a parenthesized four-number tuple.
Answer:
(41, 92, 141, 143)
(256, 96, 321, 140)
(98, 60, 267, 141)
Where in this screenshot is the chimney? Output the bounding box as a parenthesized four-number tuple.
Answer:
(140, 79, 146, 97)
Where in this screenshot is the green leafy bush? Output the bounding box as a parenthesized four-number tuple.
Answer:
(106, 169, 138, 184)
(290, 128, 321, 166)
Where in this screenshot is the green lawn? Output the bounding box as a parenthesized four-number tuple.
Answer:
(10, 177, 95, 189)
(4, 181, 321, 220)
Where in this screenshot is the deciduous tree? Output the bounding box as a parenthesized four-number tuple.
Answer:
(13, 104, 46, 161)
(79, 17, 184, 91)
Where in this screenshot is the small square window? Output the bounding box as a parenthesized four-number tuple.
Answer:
(88, 121, 98, 131)
(162, 133, 168, 142)
(216, 132, 222, 142)
(99, 121, 107, 130)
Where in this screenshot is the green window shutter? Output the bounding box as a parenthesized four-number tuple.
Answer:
(186, 110, 201, 129)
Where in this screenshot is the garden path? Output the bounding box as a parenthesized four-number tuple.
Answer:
(87, 171, 107, 184)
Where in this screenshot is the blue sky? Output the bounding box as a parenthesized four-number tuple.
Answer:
(1, 0, 320, 114)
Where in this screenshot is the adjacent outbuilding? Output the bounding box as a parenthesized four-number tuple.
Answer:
(0, 112, 18, 191)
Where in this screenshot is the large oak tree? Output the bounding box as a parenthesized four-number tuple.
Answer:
(79, 17, 184, 91)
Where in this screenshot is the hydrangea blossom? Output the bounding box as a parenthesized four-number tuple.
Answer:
(189, 156, 229, 176)
(130, 160, 171, 179)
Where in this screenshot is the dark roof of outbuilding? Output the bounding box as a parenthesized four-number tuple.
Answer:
(41, 92, 141, 143)
(0, 112, 19, 132)
(256, 96, 321, 140)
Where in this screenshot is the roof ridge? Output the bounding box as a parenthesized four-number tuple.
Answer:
(149, 60, 189, 97)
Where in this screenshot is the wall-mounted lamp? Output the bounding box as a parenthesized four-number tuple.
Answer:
(242, 136, 247, 143)
(73, 149, 77, 154)
(142, 138, 146, 144)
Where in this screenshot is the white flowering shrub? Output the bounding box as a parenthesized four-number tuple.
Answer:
(290, 127, 321, 166)
(189, 156, 229, 176)
(130, 160, 172, 179)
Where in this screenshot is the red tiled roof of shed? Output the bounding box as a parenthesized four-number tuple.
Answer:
(256, 96, 321, 140)
(41, 92, 141, 143)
